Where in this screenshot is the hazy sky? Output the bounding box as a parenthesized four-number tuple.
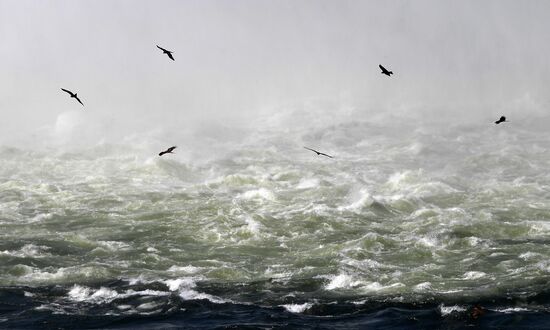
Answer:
(1, 0, 550, 140)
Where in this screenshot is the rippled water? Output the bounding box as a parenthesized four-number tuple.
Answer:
(2, 113, 550, 328)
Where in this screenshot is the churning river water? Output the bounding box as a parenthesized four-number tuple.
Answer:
(2, 111, 550, 328)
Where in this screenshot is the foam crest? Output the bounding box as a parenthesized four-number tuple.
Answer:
(439, 304, 467, 316)
(325, 274, 362, 290)
(240, 188, 276, 201)
(164, 278, 229, 304)
(281, 302, 313, 313)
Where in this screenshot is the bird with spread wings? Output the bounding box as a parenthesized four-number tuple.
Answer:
(157, 45, 175, 61)
(304, 147, 334, 158)
(379, 64, 393, 77)
(159, 146, 177, 156)
(61, 88, 84, 106)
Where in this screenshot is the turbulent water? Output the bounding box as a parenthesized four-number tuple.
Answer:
(2, 110, 550, 328)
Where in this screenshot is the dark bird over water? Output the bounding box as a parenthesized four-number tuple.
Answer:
(495, 116, 507, 124)
(379, 64, 393, 77)
(304, 147, 334, 158)
(61, 88, 84, 106)
(157, 45, 175, 61)
(159, 146, 177, 156)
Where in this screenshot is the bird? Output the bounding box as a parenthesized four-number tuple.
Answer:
(159, 146, 177, 156)
(379, 64, 393, 77)
(494, 116, 507, 124)
(304, 147, 334, 158)
(156, 45, 174, 61)
(61, 88, 84, 106)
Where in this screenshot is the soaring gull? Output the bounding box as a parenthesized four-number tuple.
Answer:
(304, 146, 334, 158)
(159, 146, 177, 156)
(61, 88, 84, 106)
(156, 45, 175, 61)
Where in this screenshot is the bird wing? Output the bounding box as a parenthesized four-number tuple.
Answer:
(157, 45, 167, 52)
(159, 151, 165, 156)
(167, 52, 175, 61)
(304, 146, 317, 153)
(61, 88, 73, 95)
(75, 96, 84, 106)
(319, 152, 334, 158)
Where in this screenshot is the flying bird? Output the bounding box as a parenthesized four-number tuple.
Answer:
(304, 147, 334, 158)
(379, 64, 393, 77)
(494, 116, 507, 124)
(156, 45, 174, 61)
(61, 88, 84, 106)
(159, 146, 177, 156)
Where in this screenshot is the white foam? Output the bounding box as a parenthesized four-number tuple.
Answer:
(462, 271, 486, 280)
(178, 289, 228, 304)
(97, 241, 131, 251)
(116, 304, 133, 310)
(413, 282, 432, 292)
(136, 301, 162, 311)
(339, 188, 373, 212)
(416, 236, 439, 248)
(466, 236, 482, 246)
(439, 304, 467, 316)
(296, 178, 320, 189)
(244, 216, 261, 235)
(325, 274, 361, 290)
(240, 188, 275, 201)
(163, 277, 228, 304)
(123, 289, 170, 297)
(0, 244, 50, 258)
(281, 302, 313, 313)
(68, 285, 170, 303)
(164, 278, 197, 291)
(90, 287, 119, 301)
(68, 285, 92, 301)
(494, 307, 530, 313)
(519, 252, 541, 260)
(30, 213, 52, 223)
(362, 282, 405, 292)
(409, 208, 440, 219)
(68, 285, 118, 303)
(387, 171, 419, 189)
(527, 221, 550, 234)
(167, 265, 201, 274)
(342, 258, 382, 271)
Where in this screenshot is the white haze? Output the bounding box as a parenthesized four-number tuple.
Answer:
(1, 0, 550, 146)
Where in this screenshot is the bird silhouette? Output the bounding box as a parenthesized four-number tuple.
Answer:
(159, 146, 177, 156)
(156, 45, 175, 61)
(304, 147, 334, 158)
(61, 88, 84, 106)
(379, 64, 393, 77)
(494, 116, 507, 124)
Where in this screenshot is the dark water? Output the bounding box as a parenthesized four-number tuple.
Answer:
(2, 280, 550, 329)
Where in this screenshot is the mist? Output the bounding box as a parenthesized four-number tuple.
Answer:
(1, 0, 550, 145)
